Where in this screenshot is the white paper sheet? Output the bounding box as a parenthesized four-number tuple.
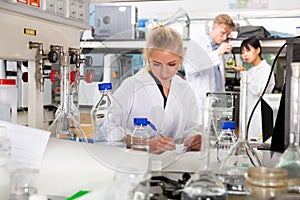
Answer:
(0, 120, 50, 171)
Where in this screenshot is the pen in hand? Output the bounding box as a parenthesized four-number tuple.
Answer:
(147, 120, 164, 138)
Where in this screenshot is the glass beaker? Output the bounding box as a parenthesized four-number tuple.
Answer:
(219, 71, 262, 178)
(276, 62, 300, 182)
(9, 168, 39, 200)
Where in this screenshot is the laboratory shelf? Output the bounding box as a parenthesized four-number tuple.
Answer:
(81, 38, 289, 54)
(80, 39, 147, 54)
(80, 39, 191, 54)
(232, 38, 288, 54)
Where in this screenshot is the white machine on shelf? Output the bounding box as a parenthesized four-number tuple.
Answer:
(0, 0, 89, 128)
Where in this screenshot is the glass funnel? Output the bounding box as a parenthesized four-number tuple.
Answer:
(219, 71, 262, 178)
(276, 62, 300, 180)
(48, 55, 87, 142)
(181, 98, 227, 200)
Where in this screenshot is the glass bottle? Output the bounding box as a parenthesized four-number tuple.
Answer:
(90, 83, 126, 148)
(130, 118, 151, 152)
(220, 71, 262, 178)
(217, 121, 237, 162)
(276, 62, 300, 180)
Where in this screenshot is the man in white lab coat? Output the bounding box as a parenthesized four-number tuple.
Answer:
(184, 14, 235, 119)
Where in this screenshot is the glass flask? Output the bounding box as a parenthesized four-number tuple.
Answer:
(219, 71, 262, 178)
(90, 83, 126, 148)
(55, 92, 80, 125)
(181, 98, 227, 200)
(276, 62, 300, 181)
(48, 55, 87, 142)
(130, 118, 151, 152)
(225, 52, 236, 68)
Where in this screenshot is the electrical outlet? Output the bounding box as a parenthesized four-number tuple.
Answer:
(77, 0, 84, 20)
(55, 0, 65, 16)
(43, 0, 55, 12)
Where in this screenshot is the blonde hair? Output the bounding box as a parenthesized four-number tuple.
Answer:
(143, 25, 184, 69)
(214, 14, 235, 31)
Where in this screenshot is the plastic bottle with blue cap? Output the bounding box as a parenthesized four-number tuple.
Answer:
(90, 83, 126, 148)
(131, 118, 152, 152)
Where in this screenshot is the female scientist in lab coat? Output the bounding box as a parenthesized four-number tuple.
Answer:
(113, 26, 202, 153)
(238, 37, 275, 140)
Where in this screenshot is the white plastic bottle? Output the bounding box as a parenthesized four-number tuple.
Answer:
(90, 83, 126, 147)
(0, 79, 18, 123)
(131, 118, 151, 152)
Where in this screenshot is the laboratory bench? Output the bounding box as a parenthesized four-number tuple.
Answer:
(36, 138, 276, 199)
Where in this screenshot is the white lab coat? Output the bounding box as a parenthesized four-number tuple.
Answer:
(184, 34, 225, 109)
(113, 68, 201, 144)
(247, 60, 275, 139)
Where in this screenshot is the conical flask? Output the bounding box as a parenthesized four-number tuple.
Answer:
(276, 62, 300, 180)
(48, 55, 87, 142)
(220, 71, 262, 177)
(55, 92, 80, 125)
(181, 98, 227, 200)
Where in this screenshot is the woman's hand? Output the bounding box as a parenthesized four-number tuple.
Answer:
(231, 64, 246, 72)
(183, 134, 202, 151)
(149, 137, 175, 154)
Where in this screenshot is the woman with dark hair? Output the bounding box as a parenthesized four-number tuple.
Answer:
(239, 37, 275, 140)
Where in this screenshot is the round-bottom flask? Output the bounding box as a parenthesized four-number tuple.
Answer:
(181, 172, 227, 200)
